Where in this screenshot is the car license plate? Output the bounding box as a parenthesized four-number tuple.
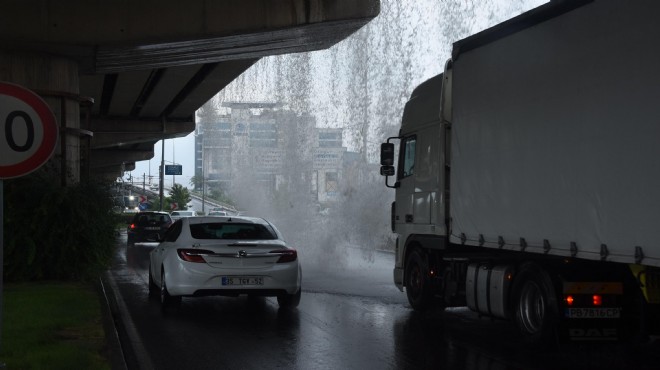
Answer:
(145, 227, 159, 230)
(222, 277, 263, 286)
(565, 308, 621, 319)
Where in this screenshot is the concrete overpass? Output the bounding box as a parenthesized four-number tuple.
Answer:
(0, 0, 380, 183)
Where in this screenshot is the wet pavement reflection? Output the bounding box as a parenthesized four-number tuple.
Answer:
(115, 235, 660, 370)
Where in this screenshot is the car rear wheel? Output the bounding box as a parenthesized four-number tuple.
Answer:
(160, 270, 181, 310)
(277, 288, 301, 308)
(148, 265, 158, 297)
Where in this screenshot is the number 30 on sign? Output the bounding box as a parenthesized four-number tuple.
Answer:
(0, 82, 58, 179)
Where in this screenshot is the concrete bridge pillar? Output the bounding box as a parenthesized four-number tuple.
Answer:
(0, 50, 82, 185)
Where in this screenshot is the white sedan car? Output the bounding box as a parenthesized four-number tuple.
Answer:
(170, 210, 197, 222)
(149, 216, 302, 309)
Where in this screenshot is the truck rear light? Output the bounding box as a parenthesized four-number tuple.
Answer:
(592, 294, 602, 306)
(565, 295, 574, 306)
(270, 249, 297, 263)
(177, 249, 213, 263)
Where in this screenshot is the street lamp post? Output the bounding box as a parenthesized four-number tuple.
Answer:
(202, 147, 206, 214)
(159, 138, 165, 211)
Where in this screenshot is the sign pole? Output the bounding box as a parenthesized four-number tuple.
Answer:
(0, 82, 58, 368)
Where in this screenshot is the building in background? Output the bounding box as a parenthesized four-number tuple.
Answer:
(195, 103, 347, 205)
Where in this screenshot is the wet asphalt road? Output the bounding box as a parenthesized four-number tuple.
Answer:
(109, 232, 660, 370)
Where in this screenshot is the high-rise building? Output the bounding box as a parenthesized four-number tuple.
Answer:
(195, 103, 346, 203)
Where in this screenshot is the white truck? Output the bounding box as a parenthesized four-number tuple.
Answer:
(380, 0, 660, 343)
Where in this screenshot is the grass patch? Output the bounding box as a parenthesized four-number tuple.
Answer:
(0, 282, 110, 370)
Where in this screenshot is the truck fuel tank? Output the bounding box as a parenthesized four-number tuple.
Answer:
(466, 264, 513, 319)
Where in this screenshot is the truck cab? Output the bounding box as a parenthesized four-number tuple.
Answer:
(382, 72, 449, 292)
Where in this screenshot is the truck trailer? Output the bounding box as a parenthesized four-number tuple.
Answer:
(380, 0, 660, 343)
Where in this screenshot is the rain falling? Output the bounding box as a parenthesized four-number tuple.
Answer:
(195, 0, 545, 268)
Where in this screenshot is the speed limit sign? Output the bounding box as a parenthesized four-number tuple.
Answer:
(0, 82, 58, 179)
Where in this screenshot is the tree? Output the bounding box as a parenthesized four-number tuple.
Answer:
(4, 173, 119, 281)
(189, 175, 203, 191)
(169, 184, 192, 210)
(208, 183, 235, 206)
(149, 197, 172, 212)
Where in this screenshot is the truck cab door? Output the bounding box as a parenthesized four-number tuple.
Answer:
(395, 124, 443, 232)
(395, 135, 418, 226)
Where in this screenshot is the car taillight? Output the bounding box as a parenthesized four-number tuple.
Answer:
(177, 249, 213, 263)
(129, 223, 136, 230)
(270, 249, 297, 263)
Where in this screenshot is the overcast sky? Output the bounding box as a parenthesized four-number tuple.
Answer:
(130, 133, 195, 187)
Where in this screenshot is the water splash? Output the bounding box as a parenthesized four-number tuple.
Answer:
(199, 0, 546, 268)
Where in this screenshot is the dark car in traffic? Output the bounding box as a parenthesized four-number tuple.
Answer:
(127, 211, 172, 246)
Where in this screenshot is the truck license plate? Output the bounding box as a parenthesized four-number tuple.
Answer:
(565, 307, 621, 319)
(222, 277, 263, 286)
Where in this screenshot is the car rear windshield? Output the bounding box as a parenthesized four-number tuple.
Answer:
(134, 213, 171, 226)
(189, 223, 277, 240)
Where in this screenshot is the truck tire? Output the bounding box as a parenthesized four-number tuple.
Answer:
(511, 263, 558, 344)
(405, 249, 433, 311)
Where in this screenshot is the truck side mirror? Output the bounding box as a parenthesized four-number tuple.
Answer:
(381, 141, 400, 188)
(380, 143, 395, 166)
(380, 166, 395, 176)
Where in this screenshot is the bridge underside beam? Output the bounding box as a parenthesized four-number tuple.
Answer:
(0, 0, 380, 180)
(91, 149, 155, 169)
(91, 119, 195, 149)
(1, 0, 380, 74)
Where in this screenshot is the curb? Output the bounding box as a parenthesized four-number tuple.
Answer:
(100, 271, 155, 370)
(98, 276, 128, 370)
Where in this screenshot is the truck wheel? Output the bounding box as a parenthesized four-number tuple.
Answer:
(405, 249, 433, 311)
(511, 264, 558, 344)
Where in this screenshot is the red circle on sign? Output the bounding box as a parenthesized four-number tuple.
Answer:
(0, 82, 58, 179)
